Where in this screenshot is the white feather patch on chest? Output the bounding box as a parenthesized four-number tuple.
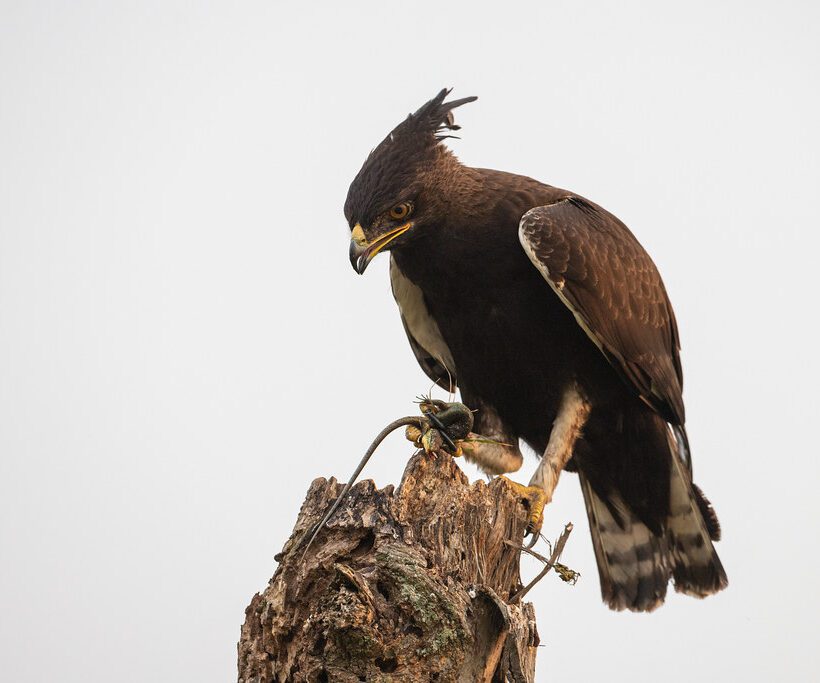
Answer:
(389, 257, 456, 374)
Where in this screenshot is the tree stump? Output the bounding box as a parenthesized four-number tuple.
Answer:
(238, 449, 541, 682)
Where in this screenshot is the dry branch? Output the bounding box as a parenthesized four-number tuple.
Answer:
(238, 449, 551, 682)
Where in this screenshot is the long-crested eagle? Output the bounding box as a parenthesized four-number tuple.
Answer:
(344, 89, 727, 611)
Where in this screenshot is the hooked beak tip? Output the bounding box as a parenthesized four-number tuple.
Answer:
(349, 242, 370, 274)
(349, 223, 370, 274)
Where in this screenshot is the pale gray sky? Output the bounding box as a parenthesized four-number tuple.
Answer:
(1, 2, 818, 681)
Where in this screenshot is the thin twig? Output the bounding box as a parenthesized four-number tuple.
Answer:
(503, 540, 550, 565)
(298, 416, 421, 558)
(509, 522, 574, 603)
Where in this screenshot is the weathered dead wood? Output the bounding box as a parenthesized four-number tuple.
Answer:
(238, 450, 543, 682)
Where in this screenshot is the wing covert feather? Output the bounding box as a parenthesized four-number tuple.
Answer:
(519, 196, 684, 424)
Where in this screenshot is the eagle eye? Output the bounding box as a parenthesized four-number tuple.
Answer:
(389, 202, 413, 220)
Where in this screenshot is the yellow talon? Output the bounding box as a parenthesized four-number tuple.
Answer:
(498, 476, 547, 537)
(405, 424, 422, 446)
(404, 404, 464, 458)
(406, 423, 453, 455)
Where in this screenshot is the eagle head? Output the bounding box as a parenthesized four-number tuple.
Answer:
(344, 88, 477, 274)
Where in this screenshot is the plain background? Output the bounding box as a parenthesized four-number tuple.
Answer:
(2, 2, 818, 681)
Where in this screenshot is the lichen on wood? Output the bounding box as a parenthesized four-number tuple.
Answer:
(238, 450, 544, 682)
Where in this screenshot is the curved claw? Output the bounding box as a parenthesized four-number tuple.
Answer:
(499, 477, 547, 543)
(525, 526, 542, 549)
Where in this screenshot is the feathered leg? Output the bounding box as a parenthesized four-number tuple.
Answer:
(529, 383, 591, 503)
(510, 383, 592, 538)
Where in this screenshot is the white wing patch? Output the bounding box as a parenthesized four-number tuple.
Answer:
(389, 257, 456, 375)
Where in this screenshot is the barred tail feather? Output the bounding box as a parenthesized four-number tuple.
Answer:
(580, 450, 727, 611)
(667, 454, 728, 597)
(580, 473, 670, 611)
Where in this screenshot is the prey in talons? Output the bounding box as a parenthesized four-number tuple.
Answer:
(409, 397, 555, 543)
(405, 398, 473, 454)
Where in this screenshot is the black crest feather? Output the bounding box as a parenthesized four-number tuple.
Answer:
(406, 88, 478, 140)
(344, 89, 477, 226)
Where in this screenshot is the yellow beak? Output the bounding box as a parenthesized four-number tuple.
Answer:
(349, 222, 412, 274)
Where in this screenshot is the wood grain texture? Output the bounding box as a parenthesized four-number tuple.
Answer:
(238, 450, 540, 682)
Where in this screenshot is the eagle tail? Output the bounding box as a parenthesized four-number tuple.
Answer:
(579, 445, 727, 611)
(579, 473, 670, 611)
(666, 453, 728, 598)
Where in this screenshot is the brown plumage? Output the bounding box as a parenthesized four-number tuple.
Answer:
(344, 89, 727, 611)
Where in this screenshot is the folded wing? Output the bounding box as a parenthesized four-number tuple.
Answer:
(518, 196, 685, 427)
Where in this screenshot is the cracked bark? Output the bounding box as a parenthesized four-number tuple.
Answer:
(238, 450, 541, 682)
